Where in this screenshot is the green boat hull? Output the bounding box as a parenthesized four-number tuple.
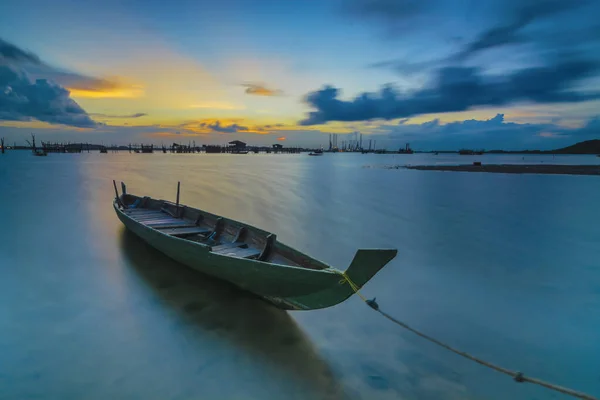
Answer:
(114, 199, 397, 310)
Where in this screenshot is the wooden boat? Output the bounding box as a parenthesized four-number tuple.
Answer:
(113, 182, 397, 310)
(27, 134, 47, 156)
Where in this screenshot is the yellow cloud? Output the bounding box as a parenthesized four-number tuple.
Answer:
(242, 83, 282, 96)
(64, 75, 145, 99)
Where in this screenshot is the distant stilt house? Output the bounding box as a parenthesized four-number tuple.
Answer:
(228, 140, 248, 154)
(203, 144, 223, 153)
(272, 143, 283, 153)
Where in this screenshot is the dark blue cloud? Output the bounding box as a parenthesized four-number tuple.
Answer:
(299, 58, 600, 125)
(0, 38, 41, 64)
(0, 65, 97, 127)
(199, 121, 249, 133)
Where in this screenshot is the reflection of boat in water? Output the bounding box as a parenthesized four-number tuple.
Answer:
(113, 182, 397, 311)
(308, 150, 323, 156)
(120, 230, 345, 397)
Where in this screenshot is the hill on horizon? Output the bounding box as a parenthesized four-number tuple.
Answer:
(553, 139, 600, 154)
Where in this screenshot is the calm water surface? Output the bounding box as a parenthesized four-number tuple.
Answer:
(1, 151, 599, 400)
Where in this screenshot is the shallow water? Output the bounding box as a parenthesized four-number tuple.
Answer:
(1, 151, 599, 400)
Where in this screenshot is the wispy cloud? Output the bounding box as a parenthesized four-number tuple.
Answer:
(242, 83, 283, 96)
(90, 112, 147, 119)
(189, 101, 246, 110)
(363, 0, 598, 75)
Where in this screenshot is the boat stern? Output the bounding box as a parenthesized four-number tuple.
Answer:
(345, 249, 398, 288)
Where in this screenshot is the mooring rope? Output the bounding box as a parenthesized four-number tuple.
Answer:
(334, 270, 598, 400)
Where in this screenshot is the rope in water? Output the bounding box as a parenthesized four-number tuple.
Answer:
(334, 271, 598, 400)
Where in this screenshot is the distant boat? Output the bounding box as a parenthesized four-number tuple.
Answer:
(100, 147, 108, 154)
(27, 134, 47, 156)
(113, 182, 397, 310)
(308, 149, 323, 156)
(232, 151, 249, 155)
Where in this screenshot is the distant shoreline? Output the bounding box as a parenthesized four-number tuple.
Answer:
(402, 164, 600, 176)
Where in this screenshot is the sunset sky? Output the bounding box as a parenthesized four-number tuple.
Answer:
(1, 0, 599, 150)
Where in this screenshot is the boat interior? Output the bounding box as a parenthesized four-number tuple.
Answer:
(118, 194, 328, 270)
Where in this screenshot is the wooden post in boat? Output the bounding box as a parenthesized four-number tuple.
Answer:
(1, 137, 4, 154)
(176, 181, 181, 217)
(113, 180, 123, 207)
(121, 182, 127, 196)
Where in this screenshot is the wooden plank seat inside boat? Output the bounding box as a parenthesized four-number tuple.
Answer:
(128, 210, 166, 216)
(212, 246, 261, 259)
(125, 211, 167, 219)
(141, 218, 185, 225)
(125, 208, 210, 236)
(211, 242, 247, 251)
(128, 212, 167, 219)
(160, 226, 211, 237)
(123, 208, 161, 214)
(149, 221, 198, 229)
(210, 233, 275, 260)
